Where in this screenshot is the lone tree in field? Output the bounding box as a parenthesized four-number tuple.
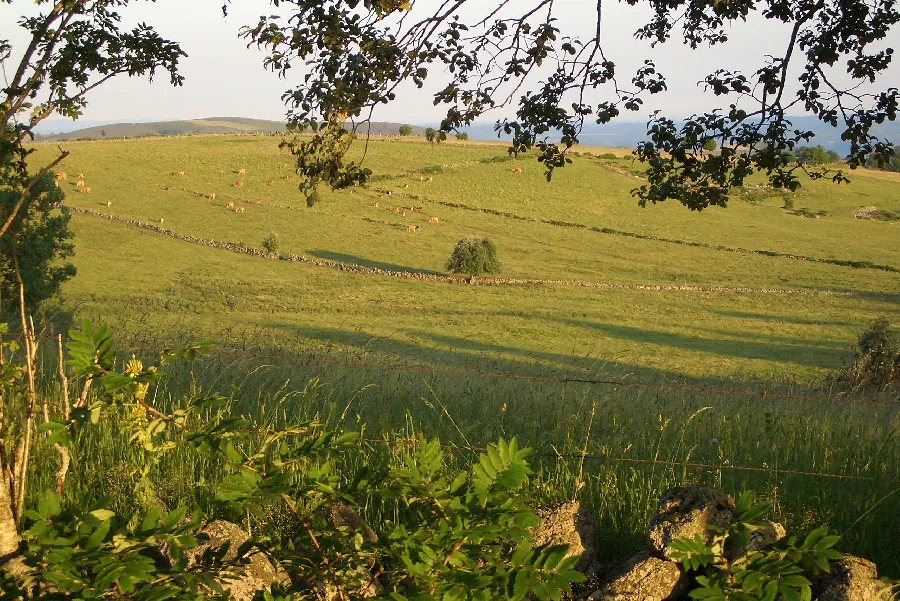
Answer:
(447, 238, 501, 278)
(398, 124, 413, 136)
(231, 0, 898, 209)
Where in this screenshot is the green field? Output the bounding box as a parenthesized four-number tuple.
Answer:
(25, 134, 900, 575)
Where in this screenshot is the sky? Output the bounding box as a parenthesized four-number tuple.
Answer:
(2, 0, 898, 131)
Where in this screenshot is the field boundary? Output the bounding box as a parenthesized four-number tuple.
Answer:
(66, 206, 899, 299)
(365, 187, 900, 274)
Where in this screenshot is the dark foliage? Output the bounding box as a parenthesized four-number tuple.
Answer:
(446, 238, 501, 276)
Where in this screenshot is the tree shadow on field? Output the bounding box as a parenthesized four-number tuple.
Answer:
(713, 310, 854, 327)
(307, 249, 444, 276)
(548, 317, 840, 368)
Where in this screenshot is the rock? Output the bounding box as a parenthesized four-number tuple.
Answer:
(188, 520, 284, 601)
(855, 206, 878, 220)
(746, 521, 786, 552)
(322, 503, 378, 544)
(316, 569, 382, 601)
(530, 501, 598, 574)
(812, 555, 890, 601)
(648, 486, 733, 558)
(587, 549, 686, 601)
(724, 520, 787, 561)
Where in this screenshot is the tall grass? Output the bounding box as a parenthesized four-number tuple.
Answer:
(26, 340, 900, 577)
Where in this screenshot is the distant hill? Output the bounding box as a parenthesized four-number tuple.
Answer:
(458, 116, 900, 156)
(36, 117, 430, 141)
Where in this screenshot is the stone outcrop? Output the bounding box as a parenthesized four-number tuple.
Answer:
(531, 501, 599, 574)
(587, 549, 686, 601)
(188, 520, 285, 601)
(812, 555, 891, 601)
(648, 486, 734, 558)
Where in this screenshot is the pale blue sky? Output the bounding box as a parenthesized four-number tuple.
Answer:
(3, 0, 897, 129)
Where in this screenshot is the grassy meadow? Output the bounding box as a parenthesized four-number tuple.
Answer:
(23, 133, 900, 575)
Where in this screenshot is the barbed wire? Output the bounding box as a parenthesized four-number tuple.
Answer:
(10, 332, 900, 407)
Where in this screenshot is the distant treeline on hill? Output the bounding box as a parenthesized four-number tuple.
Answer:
(35, 118, 429, 141)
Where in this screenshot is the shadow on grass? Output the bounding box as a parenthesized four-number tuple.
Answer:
(545, 317, 841, 368)
(307, 249, 445, 276)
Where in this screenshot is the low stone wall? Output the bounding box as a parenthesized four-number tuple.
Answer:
(68, 206, 894, 299)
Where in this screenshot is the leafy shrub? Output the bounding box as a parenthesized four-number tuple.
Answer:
(598, 152, 618, 159)
(702, 139, 717, 151)
(306, 190, 321, 207)
(455, 132, 469, 140)
(398, 124, 412, 136)
(420, 165, 445, 174)
(262, 233, 280, 254)
(446, 237, 501, 276)
(782, 195, 796, 209)
(838, 318, 900, 389)
(0, 171, 76, 322)
(0, 320, 583, 599)
(671, 492, 842, 601)
(795, 145, 841, 165)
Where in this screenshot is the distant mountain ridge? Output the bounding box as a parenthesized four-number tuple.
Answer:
(35, 117, 429, 141)
(36, 115, 897, 156)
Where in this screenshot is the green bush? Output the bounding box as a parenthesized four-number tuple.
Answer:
(306, 190, 321, 208)
(598, 152, 618, 159)
(671, 492, 842, 601)
(455, 132, 469, 140)
(262, 233, 280, 254)
(446, 237, 501, 276)
(838, 318, 900, 389)
(398, 124, 412, 136)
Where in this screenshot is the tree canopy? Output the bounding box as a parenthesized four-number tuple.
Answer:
(227, 0, 898, 210)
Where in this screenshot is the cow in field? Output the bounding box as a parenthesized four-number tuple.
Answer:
(511, 167, 522, 173)
(238, 168, 246, 175)
(171, 171, 185, 177)
(75, 180, 85, 187)
(79, 187, 92, 193)
(75, 172, 84, 178)
(226, 202, 235, 209)
(429, 217, 439, 223)
(56, 172, 67, 180)
(234, 182, 243, 188)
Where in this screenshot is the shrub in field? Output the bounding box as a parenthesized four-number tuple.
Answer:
(306, 190, 321, 208)
(598, 153, 618, 159)
(446, 237, 501, 276)
(262, 232, 280, 254)
(838, 318, 900, 389)
(0, 172, 76, 323)
(398, 124, 412, 136)
(455, 132, 469, 140)
(670, 492, 843, 601)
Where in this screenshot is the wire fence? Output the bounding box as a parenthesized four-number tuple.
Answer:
(10, 332, 900, 487)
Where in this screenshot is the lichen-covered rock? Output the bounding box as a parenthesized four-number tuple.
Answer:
(316, 570, 382, 601)
(812, 555, 890, 601)
(587, 549, 686, 601)
(322, 502, 378, 544)
(188, 520, 284, 601)
(746, 521, 786, 552)
(530, 501, 598, 574)
(648, 486, 733, 557)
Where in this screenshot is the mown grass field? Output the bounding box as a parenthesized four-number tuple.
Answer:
(25, 134, 900, 576)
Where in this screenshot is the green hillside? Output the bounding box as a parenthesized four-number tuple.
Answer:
(21, 135, 900, 576)
(32, 135, 900, 382)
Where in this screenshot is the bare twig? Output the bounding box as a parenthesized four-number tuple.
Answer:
(281, 493, 347, 601)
